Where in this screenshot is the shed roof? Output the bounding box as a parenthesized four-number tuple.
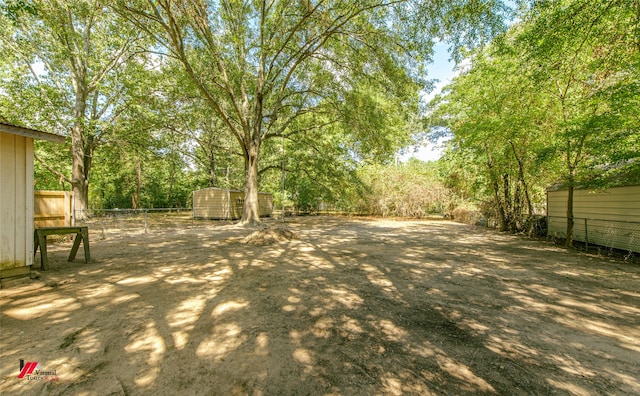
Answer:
(0, 122, 65, 143)
(192, 187, 272, 195)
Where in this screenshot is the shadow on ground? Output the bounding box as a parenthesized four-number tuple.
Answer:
(1, 217, 639, 395)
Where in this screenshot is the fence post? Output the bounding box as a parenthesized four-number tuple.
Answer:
(144, 210, 148, 234)
(584, 218, 589, 251)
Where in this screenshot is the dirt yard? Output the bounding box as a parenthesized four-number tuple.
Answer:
(1, 217, 639, 395)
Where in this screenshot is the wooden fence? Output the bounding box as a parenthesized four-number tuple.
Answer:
(34, 190, 73, 228)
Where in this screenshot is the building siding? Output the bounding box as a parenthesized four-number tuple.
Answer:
(0, 132, 34, 271)
(547, 186, 640, 252)
(192, 188, 272, 219)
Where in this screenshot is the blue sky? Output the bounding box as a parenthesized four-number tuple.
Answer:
(427, 43, 458, 93)
(401, 42, 457, 162)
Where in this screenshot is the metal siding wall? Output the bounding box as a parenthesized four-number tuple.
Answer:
(193, 188, 233, 219)
(547, 190, 568, 238)
(193, 189, 239, 219)
(547, 186, 640, 252)
(229, 191, 244, 219)
(258, 193, 273, 217)
(192, 189, 273, 219)
(572, 187, 640, 222)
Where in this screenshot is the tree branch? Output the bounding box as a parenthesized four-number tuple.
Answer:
(34, 153, 72, 185)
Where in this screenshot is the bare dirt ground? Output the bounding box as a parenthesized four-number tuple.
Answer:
(1, 216, 639, 395)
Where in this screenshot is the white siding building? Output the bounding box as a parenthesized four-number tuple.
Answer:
(0, 123, 65, 281)
(547, 185, 640, 253)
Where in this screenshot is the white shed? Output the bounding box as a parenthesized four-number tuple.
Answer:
(547, 184, 640, 253)
(192, 187, 273, 220)
(0, 123, 65, 281)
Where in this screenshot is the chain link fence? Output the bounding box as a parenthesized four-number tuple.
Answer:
(73, 208, 216, 239)
(547, 216, 640, 254)
(72, 208, 639, 255)
(450, 211, 638, 254)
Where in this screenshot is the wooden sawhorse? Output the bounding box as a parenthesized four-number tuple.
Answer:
(34, 226, 91, 270)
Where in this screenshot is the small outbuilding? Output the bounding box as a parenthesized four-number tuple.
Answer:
(1, 122, 65, 281)
(192, 187, 273, 220)
(547, 184, 640, 253)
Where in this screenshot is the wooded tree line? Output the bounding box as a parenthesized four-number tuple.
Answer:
(431, 0, 640, 244)
(0, 0, 637, 240)
(0, 0, 509, 224)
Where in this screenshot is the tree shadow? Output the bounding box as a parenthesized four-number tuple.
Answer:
(1, 217, 639, 395)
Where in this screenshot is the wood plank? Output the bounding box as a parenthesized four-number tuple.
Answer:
(37, 227, 87, 235)
(34, 227, 90, 270)
(0, 265, 31, 280)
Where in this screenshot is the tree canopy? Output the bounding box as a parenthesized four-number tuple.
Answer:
(0, 0, 153, 218)
(3, 0, 636, 242)
(430, 0, 640, 242)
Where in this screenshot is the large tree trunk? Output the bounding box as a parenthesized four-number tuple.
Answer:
(240, 142, 261, 225)
(240, 71, 264, 225)
(71, 136, 89, 220)
(71, 96, 89, 221)
(502, 173, 513, 231)
(70, 23, 91, 221)
(132, 160, 142, 209)
(510, 141, 534, 221)
(565, 171, 575, 247)
(565, 131, 576, 248)
(167, 161, 175, 206)
(486, 151, 507, 230)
